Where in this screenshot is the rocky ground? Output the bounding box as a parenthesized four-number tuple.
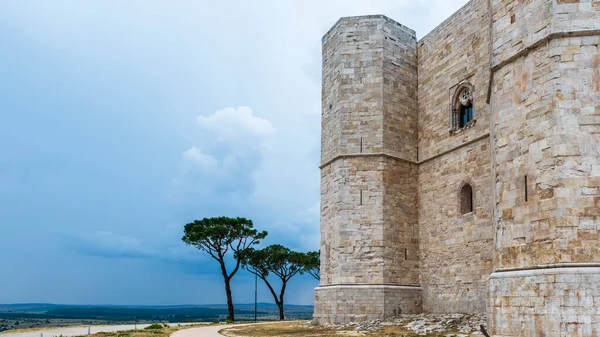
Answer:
(330, 313, 488, 336)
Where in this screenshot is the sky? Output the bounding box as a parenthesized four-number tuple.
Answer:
(0, 0, 469, 306)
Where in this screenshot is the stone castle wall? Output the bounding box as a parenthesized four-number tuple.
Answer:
(417, 0, 494, 314)
(418, 141, 493, 314)
(383, 158, 420, 286)
(417, 0, 492, 159)
(314, 285, 421, 324)
(489, 0, 600, 335)
(316, 0, 600, 334)
(319, 157, 386, 286)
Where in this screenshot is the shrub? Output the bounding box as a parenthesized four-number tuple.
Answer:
(144, 324, 163, 330)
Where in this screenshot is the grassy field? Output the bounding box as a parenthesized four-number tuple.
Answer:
(219, 321, 469, 337)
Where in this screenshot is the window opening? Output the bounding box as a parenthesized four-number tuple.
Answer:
(451, 84, 475, 131)
(458, 87, 474, 128)
(460, 184, 474, 215)
(524, 175, 528, 202)
(360, 137, 363, 153)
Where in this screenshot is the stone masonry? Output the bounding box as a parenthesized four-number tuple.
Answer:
(315, 1, 600, 336)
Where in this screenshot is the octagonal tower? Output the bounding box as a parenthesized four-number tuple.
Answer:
(314, 15, 421, 324)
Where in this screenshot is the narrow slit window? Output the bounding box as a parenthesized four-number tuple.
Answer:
(359, 190, 363, 206)
(524, 175, 528, 202)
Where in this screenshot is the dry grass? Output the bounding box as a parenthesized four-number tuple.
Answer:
(219, 321, 466, 337)
(75, 324, 206, 337)
(220, 322, 347, 337)
(1, 324, 202, 335)
(0, 326, 84, 334)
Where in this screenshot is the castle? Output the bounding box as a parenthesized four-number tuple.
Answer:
(314, 0, 600, 336)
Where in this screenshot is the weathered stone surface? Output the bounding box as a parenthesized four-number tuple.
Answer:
(418, 0, 494, 314)
(489, 1, 600, 335)
(418, 0, 492, 161)
(316, 1, 600, 335)
(419, 141, 493, 314)
(489, 268, 600, 336)
(313, 285, 421, 324)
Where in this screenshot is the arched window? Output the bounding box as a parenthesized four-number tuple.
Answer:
(451, 83, 475, 132)
(460, 183, 473, 215)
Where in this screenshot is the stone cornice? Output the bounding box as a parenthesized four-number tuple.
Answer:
(319, 152, 416, 169)
(315, 284, 422, 290)
(319, 133, 490, 169)
(490, 263, 600, 279)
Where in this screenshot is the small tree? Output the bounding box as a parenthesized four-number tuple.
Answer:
(240, 245, 306, 320)
(304, 251, 320, 280)
(182, 216, 267, 322)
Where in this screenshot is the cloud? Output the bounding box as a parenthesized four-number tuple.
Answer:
(63, 231, 204, 263)
(182, 146, 217, 169)
(63, 231, 151, 259)
(172, 107, 275, 200)
(172, 104, 323, 252)
(297, 201, 320, 219)
(197, 106, 274, 144)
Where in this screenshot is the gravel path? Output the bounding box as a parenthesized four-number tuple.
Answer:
(0, 323, 199, 337)
(170, 325, 228, 337)
(171, 322, 275, 337)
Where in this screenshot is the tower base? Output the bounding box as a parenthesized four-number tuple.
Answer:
(313, 284, 422, 324)
(489, 266, 600, 337)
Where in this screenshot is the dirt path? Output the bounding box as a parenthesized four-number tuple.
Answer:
(0, 323, 199, 337)
(171, 322, 277, 337)
(171, 325, 228, 337)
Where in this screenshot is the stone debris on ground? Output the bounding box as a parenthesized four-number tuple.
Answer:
(331, 313, 487, 336)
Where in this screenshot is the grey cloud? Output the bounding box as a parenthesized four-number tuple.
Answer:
(173, 106, 275, 200)
(62, 231, 205, 263)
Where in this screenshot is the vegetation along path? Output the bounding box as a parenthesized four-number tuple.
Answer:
(0, 323, 199, 337)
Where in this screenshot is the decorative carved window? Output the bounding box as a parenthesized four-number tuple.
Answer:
(460, 183, 474, 215)
(451, 83, 475, 133)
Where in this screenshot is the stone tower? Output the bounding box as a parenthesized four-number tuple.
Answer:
(488, 1, 600, 336)
(314, 15, 421, 324)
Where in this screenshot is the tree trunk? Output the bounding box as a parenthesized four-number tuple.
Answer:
(277, 302, 284, 320)
(262, 277, 284, 320)
(224, 277, 234, 321)
(220, 261, 235, 322)
(278, 282, 287, 320)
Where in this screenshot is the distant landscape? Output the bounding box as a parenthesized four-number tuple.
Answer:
(0, 303, 314, 332)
